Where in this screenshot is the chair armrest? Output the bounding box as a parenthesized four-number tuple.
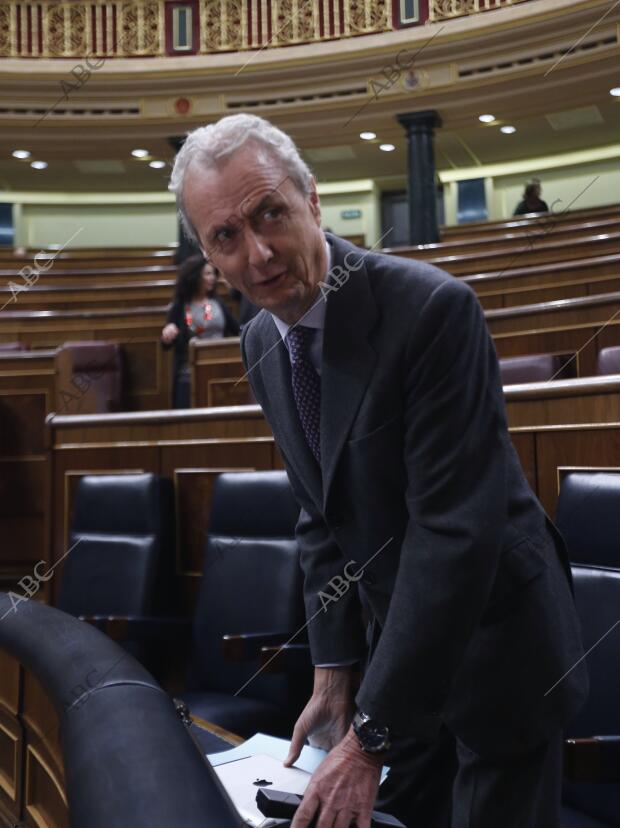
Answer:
(565, 736, 620, 783)
(259, 643, 312, 674)
(80, 615, 191, 643)
(222, 631, 295, 662)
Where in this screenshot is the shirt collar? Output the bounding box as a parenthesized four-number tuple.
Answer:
(270, 238, 331, 342)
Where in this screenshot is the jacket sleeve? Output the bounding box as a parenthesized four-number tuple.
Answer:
(239, 325, 367, 667)
(219, 299, 240, 337)
(161, 301, 183, 351)
(355, 279, 509, 738)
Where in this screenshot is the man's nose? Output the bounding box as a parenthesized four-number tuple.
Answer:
(244, 228, 274, 267)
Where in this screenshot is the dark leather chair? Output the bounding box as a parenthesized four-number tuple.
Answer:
(498, 353, 570, 385)
(0, 595, 242, 828)
(555, 471, 620, 825)
(57, 473, 182, 669)
(562, 566, 620, 827)
(556, 471, 620, 567)
(596, 347, 620, 377)
(180, 470, 312, 739)
(54, 340, 124, 414)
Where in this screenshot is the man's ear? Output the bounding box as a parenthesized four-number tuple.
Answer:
(308, 176, 322, 226)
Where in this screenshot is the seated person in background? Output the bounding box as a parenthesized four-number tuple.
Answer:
(161, 253, 239, 408)
(513, 182, 550, 215)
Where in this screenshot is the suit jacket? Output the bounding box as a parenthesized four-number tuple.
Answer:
(240, 232, 588, 759)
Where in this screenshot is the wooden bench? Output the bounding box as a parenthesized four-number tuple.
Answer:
(505, 375, 620, 428)
(0, 306, 172, 410)
(465, 253, 620, 310)
(0, 279, 175, 311)
(40, 405, 620, 616)
(442, 204, 620, 240)
(390, 230, 620, 276)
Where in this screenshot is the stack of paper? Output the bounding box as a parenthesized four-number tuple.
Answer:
(207, 733, 389, 827)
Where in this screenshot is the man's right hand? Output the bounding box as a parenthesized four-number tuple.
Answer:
(284, 666, 358, 766)
(161, 323, 179, 344)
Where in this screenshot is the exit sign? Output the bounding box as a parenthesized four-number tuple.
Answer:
(340, 209, 362, 219)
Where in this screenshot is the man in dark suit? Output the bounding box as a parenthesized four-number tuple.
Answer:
(171, 113, 588, 828)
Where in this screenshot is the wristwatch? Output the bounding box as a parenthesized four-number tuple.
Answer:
(352, 710, 391, 754)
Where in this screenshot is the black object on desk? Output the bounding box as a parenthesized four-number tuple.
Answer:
(256, 788, 406, 827)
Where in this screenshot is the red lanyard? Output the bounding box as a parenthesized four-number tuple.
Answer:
(185, 301, 213, 334)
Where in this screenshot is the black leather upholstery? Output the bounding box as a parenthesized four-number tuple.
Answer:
(57, 473, 176, 617)
(182, 470, 310, 738)
(556, 472, 620, 567)
(0, 594, 242, 828)
(499, 353, 566, 384)
(562, 566, 620, 826)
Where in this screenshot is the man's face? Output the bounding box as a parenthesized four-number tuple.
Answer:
(182, 144, 327, 324)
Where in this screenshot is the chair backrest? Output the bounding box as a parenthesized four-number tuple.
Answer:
(55, 341, 124, 414)
(556, 471, 620, 567)
(498, 353, 565, 385)
(188, 471, 303, 706)
(596, 345, 620, 376)
(57, 473, 175, 617)
(567, 565, 620, 740)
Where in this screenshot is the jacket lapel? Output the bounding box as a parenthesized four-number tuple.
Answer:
(320, 236, 379, 511)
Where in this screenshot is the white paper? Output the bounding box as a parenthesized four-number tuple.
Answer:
(213, 753, 311, 827)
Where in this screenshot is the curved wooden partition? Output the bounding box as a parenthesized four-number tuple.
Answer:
(0, 595, 242, 828)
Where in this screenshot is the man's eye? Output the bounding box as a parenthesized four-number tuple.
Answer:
(215, 228, 234, 243)
(264, 207, 282, 220)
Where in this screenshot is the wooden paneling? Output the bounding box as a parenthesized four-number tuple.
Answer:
(527, 424, 620, 518)
(189, 338, 249, 409)
(505, 376, 620, 428)
(0, 654, 68, 828)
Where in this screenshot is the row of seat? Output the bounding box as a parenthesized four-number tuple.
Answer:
(52, 467, 620, 825)
(499, 347, 620, 385)
(58, 470, 312, 739)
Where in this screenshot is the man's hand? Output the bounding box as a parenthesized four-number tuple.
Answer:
(285, 666, 357, 764)
(161, 322, 179, 344)
(290, 726, 382, 828)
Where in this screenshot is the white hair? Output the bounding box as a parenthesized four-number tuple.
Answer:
(168, 113, 314, 246)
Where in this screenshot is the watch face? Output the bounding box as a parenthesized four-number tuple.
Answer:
(355, 714, 390, 752)
(362, 724, 389, 751)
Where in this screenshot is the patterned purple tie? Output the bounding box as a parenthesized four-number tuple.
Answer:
(286, 325, 321, 464)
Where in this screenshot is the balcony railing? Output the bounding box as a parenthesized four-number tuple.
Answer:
(0, 0, 394, 58)
(428, 0, 531, 22)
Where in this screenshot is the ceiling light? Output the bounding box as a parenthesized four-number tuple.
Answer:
(131, 149, 149, 158)
(12, 150, 31, 159)
(360, 131, 376, 140)
(149, 160, 166, 169)
(500, 125, 516, 134)
(479, 114, 495, 123)
(379, 143, 396, 152)
(610, 87, 620, 97)
(31, 160, 48, 169)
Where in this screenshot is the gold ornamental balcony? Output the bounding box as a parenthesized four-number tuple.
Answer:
(0, 0, 395, 58)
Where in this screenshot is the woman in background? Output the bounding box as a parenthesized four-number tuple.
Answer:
(513, 182, 549, 215)
(161, 254, 239, 408)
